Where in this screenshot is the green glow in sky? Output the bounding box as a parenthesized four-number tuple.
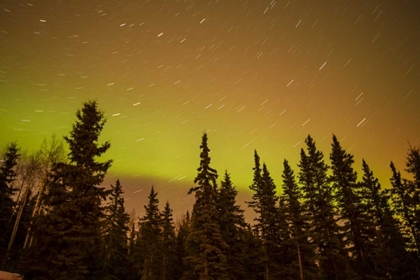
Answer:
(1, 0, 419, 217)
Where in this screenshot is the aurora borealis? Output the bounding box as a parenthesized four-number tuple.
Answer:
(1, 0, 419, 219)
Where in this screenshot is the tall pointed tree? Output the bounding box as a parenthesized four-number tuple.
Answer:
(389, 157, 420, 255)
(218, 171, 248, 279)
(404, 146, 420, 252)
(330, 135, 378, 277)
(406, 146, 420, 196)
(22, 100, 112, 279)
(360, 159, 417, 279)
(247, 151, 263, 233)
(160, 201, 177, 280)
(281, 159, 318, 280)
(247, 150, 282, 279)
(298, 135, 351, 280)
(103, 179, 130, 280)
(139, 186, 163, 280)
(0, 142, 21, 266)
(182, 133, 228, 280)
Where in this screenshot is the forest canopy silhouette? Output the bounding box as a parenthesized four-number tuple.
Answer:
(1, 100, 419, 279)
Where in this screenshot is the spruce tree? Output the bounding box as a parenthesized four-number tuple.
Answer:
(0, 142, 20, 266)
(360, 160, 417, 279)
(329, 135, 378, 278)
(247, 150, 282, 279)
(103, 179, 130, 279)
(404, 146, 420, 252)
(139, 186, 163, 280)
(389, 161, 420, 252)
(161, 201, 177, 280)
(182, 133, 228, 280)
(281, 159, 318, 279)
(218, 171, 248, 279)
(298, 135, 351, 280)
(359, 160, 388, 278)
(22, 100, 112, 279)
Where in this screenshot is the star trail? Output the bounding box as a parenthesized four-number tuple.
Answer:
(1, 0, 419, 218)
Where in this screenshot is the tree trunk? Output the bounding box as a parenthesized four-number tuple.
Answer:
(296, 240, 304, 280)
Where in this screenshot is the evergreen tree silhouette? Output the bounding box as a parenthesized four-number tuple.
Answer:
(103, 179, 130, 279)
(281, 159, 318, 279)
(247, 150, 282, 279)
(22, 100, 112, 279)
(298, 135, 352, 279)
(0, 142, 20, 267)
(218, 171, 248, 279)
(389, 161, 419, 253)
(361, 160, 418, 279)
(182, 133, 228, 280)
(139, 186, 163, 280)
(404, 146, 420, 253)
(330, 135, 377, 278)
(161, 201, 177, 280)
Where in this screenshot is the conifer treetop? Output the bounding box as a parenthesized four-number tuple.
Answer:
(405, 146, 420, 184)
(190, 133, 218, 194)
(65, 100, 111, 169)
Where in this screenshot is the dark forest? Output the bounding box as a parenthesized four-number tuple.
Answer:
(1, 100, 419, 279)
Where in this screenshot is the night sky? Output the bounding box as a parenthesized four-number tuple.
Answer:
(1, 0, 420, 220)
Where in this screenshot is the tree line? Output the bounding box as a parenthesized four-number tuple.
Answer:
(0, 100, 419, 279)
